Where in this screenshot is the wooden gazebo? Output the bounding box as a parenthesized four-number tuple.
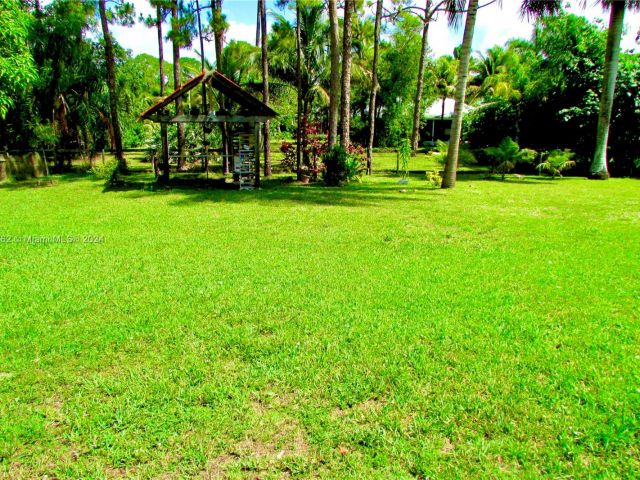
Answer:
(140, 70, 277, 189)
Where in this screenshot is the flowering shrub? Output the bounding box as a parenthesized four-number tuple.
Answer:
(280, 141, 297, 172)
(281, 124, 366, 184)
(322, 144, 366, 186)
(280, 122, 327, 178)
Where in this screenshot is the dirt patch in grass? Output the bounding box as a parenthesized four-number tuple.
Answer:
(201, 417, 310, 479)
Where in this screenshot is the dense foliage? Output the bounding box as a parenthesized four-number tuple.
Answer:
(0, 3, 637, 177)
(465, 14, 640, 176)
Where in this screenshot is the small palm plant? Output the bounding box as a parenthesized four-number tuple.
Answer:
(484, 137, 537, 180)
(536, 149, 576, 179)
(433, 140, 477, 168)
(397, 138, 411, 182)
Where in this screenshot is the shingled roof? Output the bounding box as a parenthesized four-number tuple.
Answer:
(140, 70, 277, 120)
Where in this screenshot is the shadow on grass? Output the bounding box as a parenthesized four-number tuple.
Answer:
(98, 172, 442, 208)
(0, 173, 89, 191)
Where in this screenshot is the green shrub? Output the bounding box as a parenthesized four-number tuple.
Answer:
(433, 140, 477, 167)
(323, 146, 350, 186)
(536, 149, 576, 179)
(397, 138, 411, 179)
(484, 137, 537, 180)
(89, 159, 119, 183)
(426, 170, 442, 188)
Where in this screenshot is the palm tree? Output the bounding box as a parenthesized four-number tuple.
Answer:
(433, 55, 457, 120)
(327, 0, 340, 148)
(169, 0, 187, 171)
(296, 2, 303, 178)
(442, 0, 562, 188)
(97, 0, 126, 172)
(590, 0, 639, 179)
(211, 0, 230, 174)
(258, 0, 271, 176)
(340, 0, 354, 148)
(366, 0, 383, 173)
(441, 0, 479, 189)
(410, 0, 431, 153)
(391, 0, 463, 154)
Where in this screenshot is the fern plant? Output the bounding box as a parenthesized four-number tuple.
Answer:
(536, 149, 576, 179)
(484, 137, 537, 180)
(397, 138, 411, 180)
(433, 140, 477, 168)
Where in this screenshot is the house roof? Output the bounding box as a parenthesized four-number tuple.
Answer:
(140, 70, 277, 120)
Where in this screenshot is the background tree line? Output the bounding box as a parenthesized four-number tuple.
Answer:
(0, 0, 638, 180)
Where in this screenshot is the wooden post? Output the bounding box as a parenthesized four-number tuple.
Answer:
(42, 150, 50, 177)
(254, 122, 261, 188)
(160, 122, 170, 183)
(0, 153, 6, 182)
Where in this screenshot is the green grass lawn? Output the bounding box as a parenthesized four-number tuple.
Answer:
(1, 159, 639, 478)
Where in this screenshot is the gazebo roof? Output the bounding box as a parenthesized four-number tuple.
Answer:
(140, 70, 277, 121)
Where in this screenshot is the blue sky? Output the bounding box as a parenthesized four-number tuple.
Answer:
(108, 0, 639, 65)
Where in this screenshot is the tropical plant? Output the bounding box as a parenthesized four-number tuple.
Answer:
(323, 145, 349, 186)
(340, 0, 354, 148)
(327, 0, 340, 148)
(397, 138, 411, 179)
(442, 0, 562, 188)
(536, 149, 576, 178)
(258, 0, 271, 176)
(426, 169, 442, 187)
(98, 0, 134, 173)
(441, 0, 479, 189)
(433, 55, 457, 120)
(322, 144, 365, 185)
(589, 0, 640, 179)
(168, 0, 193, 171)
(89, 157, 119, 183)
(0, 0, 37, 120)
(433, 139, 476, 167)
(366, 0, 383, 173)
(484, 137, 536, 180)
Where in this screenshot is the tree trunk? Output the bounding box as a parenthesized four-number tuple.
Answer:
(366, 0, 383, 174)
(328, 0, 340, 148)
(441, 0, 479, 189)
(590, 2, 625, 180)
(212, 0, 229, 174)
(160, 122, 170, 183)
(98, 0, 126, 173)
(156, 4, 169, 179)
(256, 2, 261, 47)
(340, 0, 354, 149)
(296, 3, 302, 179)
(411, 3, 431, 154)
(171, 1, 186, 171)
(259, 0, 271, 177)
(441, 94, 446, 120)
(157, 5, 165, 96)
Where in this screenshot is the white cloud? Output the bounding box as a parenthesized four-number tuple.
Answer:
(66, 0, 640, 64)
(226, 19, 259, 45)
(427, 2, 640, 57)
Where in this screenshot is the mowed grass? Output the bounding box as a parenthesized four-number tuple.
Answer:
(0, 159, 639, 479)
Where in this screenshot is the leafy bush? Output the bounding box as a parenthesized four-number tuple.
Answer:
(322, 146, 348, 186)
(397, 138, 411, 179)
(536, 149, 576, 179)
(484, 137, 537, 180)
(432, 140, 477, 167)
(426, 170, 442, 188)
(322, 145, 365, 186)
(89, 159, 119, 183)
(280, 141, 297, 172)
